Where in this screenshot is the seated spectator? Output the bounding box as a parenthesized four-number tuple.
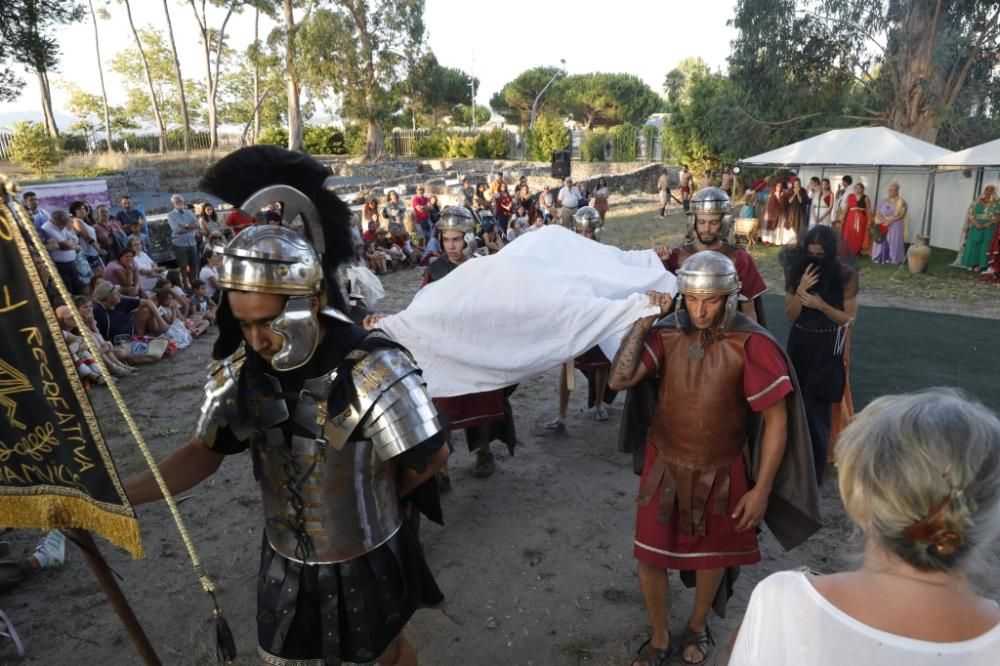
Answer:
(198, 251, 222, 303)
(189, 279, 217, 324)
(154, 287, 199, 348)
(730, 389, 1000, 665)
(55, 305, 108, 387)
(65, 295, 134, 375)
(104, 247, 141, 297)
(474, 182, 490, 211)
(91, 280, 168, 342)
(363, 219, 379, 243)
(364, 240, 389, 275)
(154, 276, 194, 317)
(389, 222, 418, 267)
(127, 234, 164, 297)
(512, 205, 530, 232)
(376, 228, 405, 268)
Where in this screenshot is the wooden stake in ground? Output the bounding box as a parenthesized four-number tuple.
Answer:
(66, 529, 161, 665)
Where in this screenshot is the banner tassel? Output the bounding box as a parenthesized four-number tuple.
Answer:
(212, 594, 237, 665)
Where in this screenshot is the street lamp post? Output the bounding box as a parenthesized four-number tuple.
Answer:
(529, 58, 566, 131)
(470, 77, 477, 132)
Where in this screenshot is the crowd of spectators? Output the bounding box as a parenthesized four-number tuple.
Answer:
(18, 191, 224, 382)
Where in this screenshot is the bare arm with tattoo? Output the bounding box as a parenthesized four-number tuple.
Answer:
(608, 291, 672, 391)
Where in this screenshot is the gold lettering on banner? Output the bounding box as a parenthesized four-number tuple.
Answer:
(15, 326, 96, 476)
(0, 359, 32, 429)
(0, 286, 27, 314)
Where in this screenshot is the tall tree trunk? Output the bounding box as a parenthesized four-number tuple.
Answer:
(252, 9, 261, 143)
(365, 119, 389, 161)
(36, 70, 59, 138)
(88, 0, 113, 152)
(210, 9, 234, 149)
(283, 0, 304, 152)
(122, 0, 167, 153)
(162, 0, 190, 151)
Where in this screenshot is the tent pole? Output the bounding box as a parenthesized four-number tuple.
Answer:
(873, 166, 883, 208)
(975, 167, 984, 196)
(924, 167, 938, 239)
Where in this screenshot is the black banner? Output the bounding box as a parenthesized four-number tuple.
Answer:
(0, 198, 142, 558)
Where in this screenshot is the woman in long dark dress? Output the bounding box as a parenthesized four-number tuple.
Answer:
(782, 225, 858, 483)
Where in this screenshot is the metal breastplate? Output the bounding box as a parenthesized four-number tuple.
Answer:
(255, 370, 402, 565)
(648, 327, 752, 471)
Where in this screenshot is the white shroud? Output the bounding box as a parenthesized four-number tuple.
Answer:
(378, 225, 677, 398)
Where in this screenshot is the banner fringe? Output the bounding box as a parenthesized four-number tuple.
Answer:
(0, 495, 144, 559)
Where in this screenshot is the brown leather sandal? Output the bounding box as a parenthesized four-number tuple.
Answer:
(680, 623, 714, 665)
(630, 636, 673, 666)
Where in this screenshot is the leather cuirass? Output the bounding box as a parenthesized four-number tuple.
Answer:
(648, 327, 752, 471)
(254, 369, 402, 565)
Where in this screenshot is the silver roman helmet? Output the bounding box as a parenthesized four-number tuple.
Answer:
(217, 184, 351, 371)
(437, 205, 477, 256)
(675, 250, 742, 330)
(688, 186, 735, 240)
(573, 205, 602, 240)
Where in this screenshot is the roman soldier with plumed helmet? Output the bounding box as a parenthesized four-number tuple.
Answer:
(125, 146, 449, 666)
(657, 186, 769, 324)
(610, 251, 820, 666)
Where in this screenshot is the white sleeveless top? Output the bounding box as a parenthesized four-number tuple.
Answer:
(730, 571, 1000, 665)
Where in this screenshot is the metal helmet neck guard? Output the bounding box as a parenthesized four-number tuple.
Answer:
(688, 186, 735, 242)
(437, 205, 477, 257)
(573, 205, 602, 240)
(217, 184, 350, 371)
(675, 250, 742, 331)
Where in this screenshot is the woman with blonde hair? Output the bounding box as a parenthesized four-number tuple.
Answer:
(731, 389, 1000, 665)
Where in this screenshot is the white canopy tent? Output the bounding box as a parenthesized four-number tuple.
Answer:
(738, 127, 966, 249)
(923, 138, 1000, 255)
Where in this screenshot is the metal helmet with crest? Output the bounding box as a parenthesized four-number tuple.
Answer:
(674, 250, 742, 331)
(687, 186, 735, 241)
(200, 146, 355, 371)
(573, 206, 602, 240)
(436, 205, 478, 256)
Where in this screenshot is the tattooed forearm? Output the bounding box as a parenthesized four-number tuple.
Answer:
(609, 315, 656, 390)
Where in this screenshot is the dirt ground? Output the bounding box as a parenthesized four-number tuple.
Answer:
(2, 200, 998, 665)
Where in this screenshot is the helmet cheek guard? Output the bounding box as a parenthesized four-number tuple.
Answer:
(270, 296, 321, 371)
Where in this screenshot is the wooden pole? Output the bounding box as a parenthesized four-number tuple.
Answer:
(66, 529, 161, 665)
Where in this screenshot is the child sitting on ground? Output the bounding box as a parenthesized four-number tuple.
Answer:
(155, 287, 197, 348)
(189, 279, 217, 325)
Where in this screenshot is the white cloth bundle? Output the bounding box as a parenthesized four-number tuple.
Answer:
(345, 264, 385, 307)
(379, 225, 677, 397)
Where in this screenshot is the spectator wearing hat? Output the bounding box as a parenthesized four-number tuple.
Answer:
(91, 280, 168, 342)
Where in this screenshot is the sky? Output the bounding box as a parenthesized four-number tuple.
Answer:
(0, 0, 737, 129)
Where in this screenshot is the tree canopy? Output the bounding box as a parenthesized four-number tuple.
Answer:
(554, 73, 660, 129)
(489, 66, 564, 127)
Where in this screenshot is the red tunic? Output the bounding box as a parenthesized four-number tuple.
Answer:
(633, 332, 792, 570)
(842, 193, 870, 257)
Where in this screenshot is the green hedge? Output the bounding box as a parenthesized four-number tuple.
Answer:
(608, 123, 639, 162)
(474, 128, 508, 159)
(580, 129, 608, 162)
(527, 112, 569, 161)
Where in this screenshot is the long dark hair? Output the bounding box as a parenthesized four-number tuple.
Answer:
(780, 225, 852, 301)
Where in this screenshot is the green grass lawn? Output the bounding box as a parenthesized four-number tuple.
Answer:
(762, 295, 1000, 413)
(605, 203, 1000, 413)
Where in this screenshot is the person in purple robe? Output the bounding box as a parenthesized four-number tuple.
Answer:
(871, 182, 908, 264)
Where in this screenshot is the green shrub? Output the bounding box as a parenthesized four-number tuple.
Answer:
(303, 125, 347, 155)
(608, 123, 639, 162)
(257, 126, 289, 147)
(580, 129, 608, 162)
(9, 121, 62, 175)
(527, 112, 569, 162)
(413, 130, 448, 157)
(343, 124, 367, 155)
(60, 133, 90, 153)
(473, 128, 508, 159)
(446, 135, 476, 158)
